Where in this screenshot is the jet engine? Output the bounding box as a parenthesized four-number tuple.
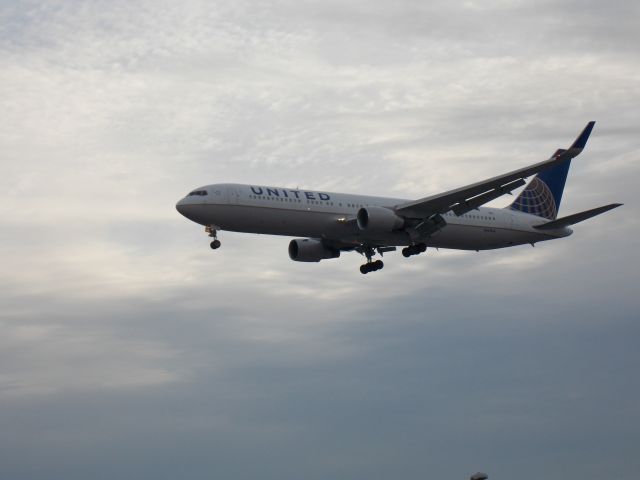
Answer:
(288, 239, 341, 262)
(357, 206, 405, 232)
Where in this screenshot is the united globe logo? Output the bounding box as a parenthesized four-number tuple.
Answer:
(509, 177, 557, 220)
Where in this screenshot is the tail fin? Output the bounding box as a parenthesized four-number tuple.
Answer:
(508, 122, 595, 220)
(508, 150, 570, 219)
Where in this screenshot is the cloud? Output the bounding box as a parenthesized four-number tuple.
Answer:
(0, 0, 639, 479)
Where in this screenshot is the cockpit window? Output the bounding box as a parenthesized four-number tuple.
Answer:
(188, 190, 208, 196)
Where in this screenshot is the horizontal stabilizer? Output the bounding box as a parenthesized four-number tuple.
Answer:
(533, 203, 622, 230)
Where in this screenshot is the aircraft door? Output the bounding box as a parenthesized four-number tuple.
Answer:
(227, 185, 241, 204)
(211, 185, 230, 204)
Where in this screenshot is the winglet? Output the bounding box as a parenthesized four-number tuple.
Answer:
(570, 121, 596, 151)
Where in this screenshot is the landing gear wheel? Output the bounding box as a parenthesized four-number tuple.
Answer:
(210, 239, 221, 249)
(360, 259, 384, 274)
(402, 243, 426, 258)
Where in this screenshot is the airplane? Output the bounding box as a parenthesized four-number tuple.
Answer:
(176, 122, 621, 274)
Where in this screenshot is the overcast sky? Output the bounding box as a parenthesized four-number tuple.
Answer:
(1, 1, 639, 479)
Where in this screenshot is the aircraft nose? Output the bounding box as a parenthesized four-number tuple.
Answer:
(176, 198, 188, 216)
(176, 197, 202, 223)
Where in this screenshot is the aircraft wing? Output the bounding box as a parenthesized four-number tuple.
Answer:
(394, 122, 595, 219)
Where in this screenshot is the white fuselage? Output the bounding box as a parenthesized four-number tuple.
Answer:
(176, 183, 572, 250)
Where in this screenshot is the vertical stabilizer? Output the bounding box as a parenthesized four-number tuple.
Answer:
(508, 151, 570, 219)
(508, 122, 595, 220)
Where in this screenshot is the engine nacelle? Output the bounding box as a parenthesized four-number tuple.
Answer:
(357, 206, 405, 232)
(288, 239, 340, 262)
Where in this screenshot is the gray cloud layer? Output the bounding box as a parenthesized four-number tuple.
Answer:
(1, 1, 639, 479)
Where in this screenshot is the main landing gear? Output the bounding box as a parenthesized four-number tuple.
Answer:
(206, 225, 221, 250)
(360, 260, 383, 274)
(358, 245, 385, 274)
(402, 242, 426, 257)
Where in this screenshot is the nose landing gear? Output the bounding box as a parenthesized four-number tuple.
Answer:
(206, 225, 221, 250)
